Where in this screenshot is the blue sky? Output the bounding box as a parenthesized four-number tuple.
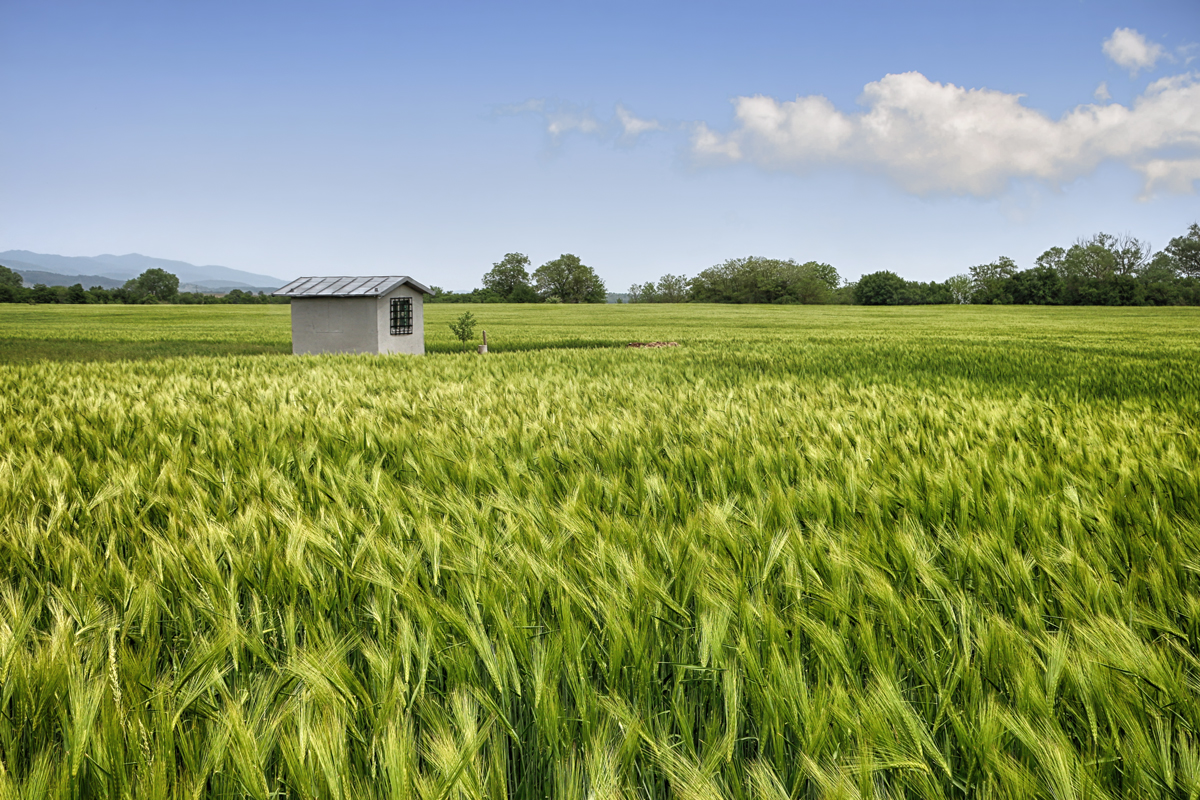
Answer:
(1, 1, 1197, 289)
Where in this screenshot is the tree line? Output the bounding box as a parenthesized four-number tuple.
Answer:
(853, 224, 1200, 306)
(630, 258, 845, 304)
(429, 253, 607, 304)
(436, 253, 847, 306)
(626, 223, 1200, 306)
(0, 266, 290, 305)
(461, 221, 1198, 307)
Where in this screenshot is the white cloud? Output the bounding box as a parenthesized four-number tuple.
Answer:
(690, 71, 1200, 197)
(1094, 81, 1111, 102)
(616, 105, 663, 140)
(692, 122, 742, 160)
(1103, 28, 1165, 75)
(541, 107, 601, 138)
(1138, 158, 1200, 196)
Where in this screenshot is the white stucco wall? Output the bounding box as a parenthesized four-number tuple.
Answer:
(288, 286, 425, 355)
(290, 297, 379, 354)
(375, 284, 426, 355)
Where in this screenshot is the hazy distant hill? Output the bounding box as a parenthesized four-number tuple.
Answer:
(5, 265, 126, 290)
(3, 266, 279, 293)
(0, 250, 285, 288)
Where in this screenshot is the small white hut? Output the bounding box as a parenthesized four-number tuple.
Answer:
(272, 276, 433, 355)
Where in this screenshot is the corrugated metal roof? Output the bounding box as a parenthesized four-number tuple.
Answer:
(272, 276, 433, 298)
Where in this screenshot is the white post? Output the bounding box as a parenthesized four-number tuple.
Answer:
(478, 329, 488, 354)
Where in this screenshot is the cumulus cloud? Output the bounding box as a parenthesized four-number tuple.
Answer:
(1103, 28, 1165, 75)
(499, 99, 663, 144)
(690, 71, 1200, 197)
(1094, 81, 1111, 102)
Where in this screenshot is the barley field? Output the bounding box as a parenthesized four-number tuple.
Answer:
(1, 304, 1199, 799)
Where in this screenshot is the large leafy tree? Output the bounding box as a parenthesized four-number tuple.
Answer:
(482, 253, 532, 300)
(853, 271, 906, 305)
(126, 268, 179, 301)
(1165, 222, 1200, 278)
(655, 274, 689, 303)
(1035, 247, 1067, 273)
(969, 256, 1018, 303)
(1056, 232, 1145, 281)
(945, 274, 973, 304)
(1063, 243, 1116, 281)
(805, 261, 841, 292)
(533, 254, 606, 303)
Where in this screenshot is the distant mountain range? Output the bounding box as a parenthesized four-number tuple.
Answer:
(0, 250, 286, 293)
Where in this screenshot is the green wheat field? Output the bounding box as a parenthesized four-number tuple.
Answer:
(1, 303, 1199, 799)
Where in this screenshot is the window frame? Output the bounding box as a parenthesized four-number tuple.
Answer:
(389, 296, 413, 335)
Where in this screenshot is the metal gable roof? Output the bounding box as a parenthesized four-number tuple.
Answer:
(272, 276, 433, 298)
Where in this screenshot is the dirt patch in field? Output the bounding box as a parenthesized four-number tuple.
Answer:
(627, 341, 679, 348)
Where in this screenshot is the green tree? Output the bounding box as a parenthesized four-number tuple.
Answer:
(896, 280, 953, 305)
(87, 286, 113, 304)
(688, 257, 838, 304)
(66, 283, 88, 304)
(1140, 251, 1180, 282)
(1110, 234, 1150, 276)
(1063, 243, 1116, 281)
(655, 274, 689, 303)
(786, 270, 833, 304)
(969, 256, 1018, 303)
(31, 284, 59, 304)
(533, 254, 606, 303)
(0, 283, 27, 303)
(482, 253, 532, 300)
(1008, 267, 1063, 305)
(126, 268, 180, 301)
(804, 261, 841, 292)
(945, 274, 972, 304)
(449, 311, 477, 345)
(1035, 247, 1067, 273)
(628, 284, 657, 303)
(508, 283, 540, 303)
(853, 271, 906, 305)
(0, 264, 23, 288)
(1165, 222, 1200, 278)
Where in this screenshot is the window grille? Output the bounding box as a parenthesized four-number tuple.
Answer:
(390, 297, 413, 335)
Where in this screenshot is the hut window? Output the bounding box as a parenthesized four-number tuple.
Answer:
(390, 297, 413, 335)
